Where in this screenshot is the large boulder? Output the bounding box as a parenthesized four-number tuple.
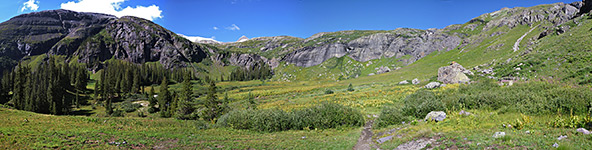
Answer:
(437, 62, 472, 84)
(424, 111, 446, 122)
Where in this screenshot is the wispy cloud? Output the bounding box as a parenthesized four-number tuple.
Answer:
(213, 26, 219, 30)
(226, 24, 240, 31)
(60, 0, 163, 21)
(21, 0, 39, 12)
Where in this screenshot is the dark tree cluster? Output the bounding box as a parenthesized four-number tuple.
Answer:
(229, 61, 273, 81)
(1, 56, 88, 115)
(95, 60, 194, 116)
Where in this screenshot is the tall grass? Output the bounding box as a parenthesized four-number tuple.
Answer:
(217, 102, 364, 132)
(376, 79, 592, 127)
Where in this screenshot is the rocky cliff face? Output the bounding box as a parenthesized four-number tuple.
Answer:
(281, 28, 461, 67)
(0, 9, 206, 69)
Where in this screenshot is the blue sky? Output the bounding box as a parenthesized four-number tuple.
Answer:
(0, 0, 581, 42)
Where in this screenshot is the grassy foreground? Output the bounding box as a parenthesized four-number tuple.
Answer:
(0, 108, 360, 149)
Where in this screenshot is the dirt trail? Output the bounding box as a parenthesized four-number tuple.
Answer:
(513, 25, 538, 52)
(353, 120, 378, 150)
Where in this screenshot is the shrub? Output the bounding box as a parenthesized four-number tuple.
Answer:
(375, 107, 412, 127)
(292, 102, 365, 130)
(121, 101, 142, 113)
(402, 90, 445, 118)
(217, 102, 364, 132)
(347, 83, 355, 92)
(147, 107, 158, 113)
(325, 89, 334, 94)
(110, 109, 124, 117)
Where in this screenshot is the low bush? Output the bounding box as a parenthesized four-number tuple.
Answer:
(217, 102, 364, 132)
(325, 89, 335, 94)
(402, 89, 445, 118)
(121, 101, 142, 113)
(377, 79, 592, 127)
(111, 109, 124, 117)
(375, 106, 412, 128)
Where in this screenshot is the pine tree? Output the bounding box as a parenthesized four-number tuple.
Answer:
(158, 77, 171, 118)
(132, 68, 140, 93)
(176, 72, 195, 120)
(148, 86, 157, 108)
(204, 81, 223, 123)
(347, 83, 355, 92)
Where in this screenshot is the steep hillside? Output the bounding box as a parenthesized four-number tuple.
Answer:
(0, 9, 207, 70)
(212, 2, 584, 82)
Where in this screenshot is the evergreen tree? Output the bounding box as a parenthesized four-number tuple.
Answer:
(158, 77, 171, 118)
(148, 86, 157, 108)
(132, 68, 140, 93)
(203, 80, 223, 123)
(347, 83, 355, 92)
(176, 72, 195, 120)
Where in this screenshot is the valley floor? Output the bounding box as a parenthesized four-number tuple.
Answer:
(2, 107, 590, 149)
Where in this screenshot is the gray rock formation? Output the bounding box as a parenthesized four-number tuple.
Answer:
(424, 82, 441, 89)
(577, 128, 591, 135)
(424, 111, 446, 122)
(438, 62, 472, 84)
(493, 132, 506, 138)
(412, 78, 420, 85)
(376, 66, 391, 74)
(282, 28, 461, 67)
(0, 9, 207, 69)
(398, 80, 409, 85)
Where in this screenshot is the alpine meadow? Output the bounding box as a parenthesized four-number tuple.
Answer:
(2, 0, 592, 149)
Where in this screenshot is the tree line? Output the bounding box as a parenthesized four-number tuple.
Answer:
(0, 56, 88, 115)
(229, 60, 273, 81)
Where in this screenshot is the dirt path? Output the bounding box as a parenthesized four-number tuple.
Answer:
(353, 120, 378, 150)
(513, 25, 538, 52)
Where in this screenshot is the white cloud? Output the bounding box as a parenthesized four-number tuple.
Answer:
(213, 26, 219, 30)
(177, 34, 220, 43)
(21, 0, 39, 12)
(60, 0, 163, 21)
(226, 24, 240, 31)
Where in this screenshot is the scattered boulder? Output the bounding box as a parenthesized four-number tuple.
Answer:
(577, 128, 591, 135)
(437, 62, 472, 84)
(412, 78, 420, 85)
(458, 110, 472, 116)
(368, 73, 375, 76)
(376, 66, 391, 74)
(424, 111, 446, 122)
(398, 80, 409, 85)
(492, 132, 506, 138)
(553, 143, 559, 148)
(424, 82, 441, 89)
(557, 135, 567, 140)
(394, 138, 436, 150)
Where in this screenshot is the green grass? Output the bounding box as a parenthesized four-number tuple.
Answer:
(374, 110, 592, 149)
(0, 108, 361, 149)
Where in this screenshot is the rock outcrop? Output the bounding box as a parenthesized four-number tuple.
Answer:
(424, 82, 441, 89)
(0, 9, 207, 69)
(282, 29, 461, 67)
(424, 111, 446, 122)
(412, 78, 420, 85)
(438, 62, 472, 84)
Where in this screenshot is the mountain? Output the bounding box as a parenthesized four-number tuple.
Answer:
(0, 9, 207, 70)
(204, 1, 586, 82)
(237, 35, 249, 42)
(178, 34, 220, 44)
(0, 1, 589, 84)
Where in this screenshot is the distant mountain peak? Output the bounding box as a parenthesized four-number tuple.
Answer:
(178, 34, 220, 44)
(237, 35, 249, 42)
